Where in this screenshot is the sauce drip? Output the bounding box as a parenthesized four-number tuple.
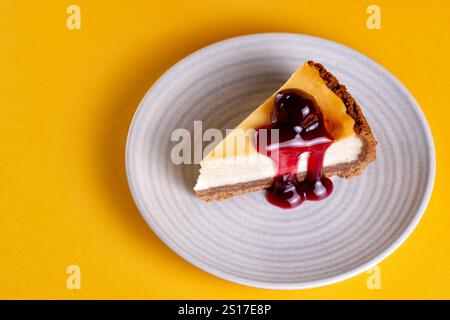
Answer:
(255, 90, 334, 209)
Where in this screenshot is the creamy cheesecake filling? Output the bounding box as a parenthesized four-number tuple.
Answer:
(194, 62, 370, 199)
(203, 63, 356, 163)
(194, 136, 362, 191)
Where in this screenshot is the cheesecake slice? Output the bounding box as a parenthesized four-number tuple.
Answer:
(194, 61, 377, 201)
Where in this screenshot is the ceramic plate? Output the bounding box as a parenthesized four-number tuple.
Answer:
(126, 33, 435, 289)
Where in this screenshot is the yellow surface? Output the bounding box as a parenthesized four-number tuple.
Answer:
(1, 0, 449, 299)
(205, 63, 354, 161)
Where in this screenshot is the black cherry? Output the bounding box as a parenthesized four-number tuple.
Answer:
(255, 89, 334, 209)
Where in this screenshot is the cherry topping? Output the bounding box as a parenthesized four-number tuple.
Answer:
(255, 89, 334, 209)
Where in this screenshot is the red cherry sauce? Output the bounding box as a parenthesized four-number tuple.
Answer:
(255, 90, 334, 209)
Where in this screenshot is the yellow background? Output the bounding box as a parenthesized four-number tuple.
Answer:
(1, 0, 449, 299)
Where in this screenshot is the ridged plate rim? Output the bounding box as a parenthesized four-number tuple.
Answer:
(125, 33, 435, 290)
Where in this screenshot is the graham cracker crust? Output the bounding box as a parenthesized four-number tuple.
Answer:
(196, 61, 377, 201)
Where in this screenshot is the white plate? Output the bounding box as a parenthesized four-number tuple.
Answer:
(126, 33, 435, 289)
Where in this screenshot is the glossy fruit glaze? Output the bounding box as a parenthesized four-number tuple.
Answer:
(255, 89, 334, 209)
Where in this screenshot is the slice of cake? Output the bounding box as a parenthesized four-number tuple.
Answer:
(194, 61, 377, 205)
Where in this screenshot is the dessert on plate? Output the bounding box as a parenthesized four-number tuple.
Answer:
(194, 61, 377, 208)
